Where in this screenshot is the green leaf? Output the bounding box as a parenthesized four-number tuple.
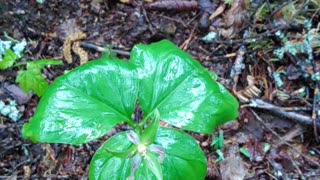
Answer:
(311, 0, 320, 8)
(36, 0, 46, 3)
(16, 63, 48, 96)
(239, 147, 251, 160)
(22, 40, 238, 144)
(155, 128, 206, 180)
(22, 59, 138, 145)
(223, 0, 234, 5)
(215, 149, 224, 162)
(143, 151, 163, 180)
(140, 109, 160, 145)
(89, 128, 206, 180)
(30, 59, 63, 67)
(217, 130, 224, 149)
(210, 130, 224, 150)
(16, 60, 63, 97)
(254, 3, 269, 22)
(131, 40, 238, 134)
(0, 49, 18, 69)
(263, 143, 271, 154)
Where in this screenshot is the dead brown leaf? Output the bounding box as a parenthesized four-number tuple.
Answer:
(209, 4, 225, 20)
(235, 75, 262, 102)
(220, 144, 248, 180)
(221, 0, 249, 38)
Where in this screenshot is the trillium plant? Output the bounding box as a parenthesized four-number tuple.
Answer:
(22, 40, 239, 179)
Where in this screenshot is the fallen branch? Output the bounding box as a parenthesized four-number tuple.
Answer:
(80, 42, 130, 56)
(144, 1, 198, 11)
(312, 82, 319, 142)
(247, 99, 320, 127)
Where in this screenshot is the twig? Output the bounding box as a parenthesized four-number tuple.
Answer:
(179, 24, 197, 50)
(80, 42, 130, 56)
(242, 104, 311, 111)
(288, 154, 306, 180)
(250, 109, 320, 167)
(248, 99, 320, 127)
(0, 175, 70, 179)
(230, 42, 247, 92)
(154, 14, 188, 28)
(213, 24, 298, 45)
(312, 83, 319, 142)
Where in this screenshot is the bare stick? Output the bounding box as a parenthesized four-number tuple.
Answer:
(312, 83, 319, 142)
(248, 99, 320, 127)
(80, 42, 130, 56)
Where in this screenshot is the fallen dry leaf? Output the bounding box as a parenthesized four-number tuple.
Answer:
(209, 4, 225, 20)
(220, 144, 247, 180)
(221, 0, 249, 38)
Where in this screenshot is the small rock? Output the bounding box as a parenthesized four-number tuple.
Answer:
(201, 141, 209, 147)
(4, 84, 32, 105)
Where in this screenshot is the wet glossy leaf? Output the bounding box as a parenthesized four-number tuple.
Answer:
(143, 151, 163, 180)
(89, 128, 206, 180)
(131, 40, 238, 134)
(154, 128, 207, 180)
(22, 59, 138, 145)
(140, 109, 160, 145)
(22, 40, 238, 145)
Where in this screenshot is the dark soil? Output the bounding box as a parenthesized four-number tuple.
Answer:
(1, 0, 320, 179)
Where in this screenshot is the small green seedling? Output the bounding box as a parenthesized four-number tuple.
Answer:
(210, 130, 225, 162)
(263, 143, 271, 154)
(0, 34, 26, 69)
(239, 147, 251, 160)
(22, 40, 239, 179)
(15, 60, 63, 96)
(0, 34, 62, 97)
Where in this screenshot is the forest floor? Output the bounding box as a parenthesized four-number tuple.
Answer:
(0, 0, 320, 179)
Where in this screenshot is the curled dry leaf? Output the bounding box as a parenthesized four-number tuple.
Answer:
(235, 75, 262, 103)
(209, 4, 225, 20)
(220, 157, 247, 180)
(23, 165, 31, 179)
(220, 144, 247, 180)
(221, 0, 249, 38)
